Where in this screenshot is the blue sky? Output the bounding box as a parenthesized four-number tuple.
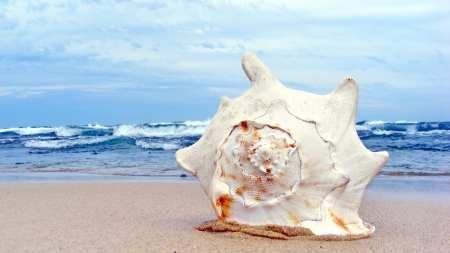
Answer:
(1, 0, 449, 127)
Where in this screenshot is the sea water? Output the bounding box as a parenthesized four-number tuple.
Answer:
(0, 120, 449, 177)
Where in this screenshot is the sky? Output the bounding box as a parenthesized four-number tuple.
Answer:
(1, 0, 449, 128)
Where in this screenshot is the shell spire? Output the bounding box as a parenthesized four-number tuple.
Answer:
(175, 52, 388, 238)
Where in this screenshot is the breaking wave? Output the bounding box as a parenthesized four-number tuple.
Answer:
(1, 119, 448, 177)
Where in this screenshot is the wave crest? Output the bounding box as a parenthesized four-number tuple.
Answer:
(24, 136, 113, 149)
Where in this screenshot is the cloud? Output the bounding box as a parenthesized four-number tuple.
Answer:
(0, 83, 144, 97)
(365, 56, 388, 65)
(0, 0, 449, 124)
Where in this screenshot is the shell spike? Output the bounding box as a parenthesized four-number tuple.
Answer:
(373, 151, 389, 171)
(315, 77, 360, 142)
(242, 52, 279, 88)
(175, 148, 195, 174)
(330, 77, 359, 116)
(219, 96, 230, 108)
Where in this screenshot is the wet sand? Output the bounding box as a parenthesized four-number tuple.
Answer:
(1, 177, 449, 252)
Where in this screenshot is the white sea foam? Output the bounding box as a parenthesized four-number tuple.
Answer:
(184, 119, 211, 126)
(0, 126, 80, 136)
(0, 120, 210, 137)
(24, 136, 113, 149)
(146, 119, 211, 127)
(162, 143, 180, 150)
(135, 140, 180, 150)
(395, 120, 418, 124)
(415, 130, 450, 135)
(86, 124, 110, 129)
(365, 120, 419, 125)
(365, 121, 386, 125)
(403, 125, 418, 134)
(114, 124, 206, 137)
(0, 138, 14, 144)
(355, 125, 371, 131)
(148, 121, 175, 126)
(0, 127, 55, 135)
(372, 130, 394, 135)
(54, 127, 81, 137)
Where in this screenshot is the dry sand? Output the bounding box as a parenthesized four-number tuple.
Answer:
(1, 180, 449, 252)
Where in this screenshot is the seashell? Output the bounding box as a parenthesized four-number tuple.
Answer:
(175, 52, 389, 237)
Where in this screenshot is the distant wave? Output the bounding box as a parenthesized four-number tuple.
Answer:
(0, 126, 88, 137)
(24, 136, 114, 149)
(378, 171, 450, 177)
(356, 121, 450, 136)
(1, 120, 448, 177)
(0, 120, 211, 151)
(0, 127, 56, 136)
(2, 120, 448, 138)
(135, 140, 180, 150)
(0, 120, 211, 138)
(113, 121, 209, 137)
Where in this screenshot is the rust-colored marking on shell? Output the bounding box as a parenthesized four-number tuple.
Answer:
(224, 154, 231, 165)
(315, 187, 325, 192)
(328, 207, 350, 232)
(220, 147, 232, 165)
(258, 187, 268, 195)
(239, 155, 250, 163)
(304, 200, 314, 209)
(219, 194, 233, 219)
(240, 121, 249, 132)
(251, 128, 261, 140)
(241, 138, 254, 150)
(288, 213, 300, 224)
(221, 172, 237, 180)
(235, 185, 249, 195)
(266, 177, 274, 182)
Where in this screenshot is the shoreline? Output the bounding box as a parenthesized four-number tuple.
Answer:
(1, 172, 450, 197)
(0, 171, 197, 182)
(1, 171, 450, 183)
(1, 175, 449, 252)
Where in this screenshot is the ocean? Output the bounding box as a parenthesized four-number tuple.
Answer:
(0, 120, 449, 178)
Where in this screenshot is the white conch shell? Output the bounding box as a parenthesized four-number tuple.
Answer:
(176, 52, 389, 237)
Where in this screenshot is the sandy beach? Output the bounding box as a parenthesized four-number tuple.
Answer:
(1, 177, 449, 252)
